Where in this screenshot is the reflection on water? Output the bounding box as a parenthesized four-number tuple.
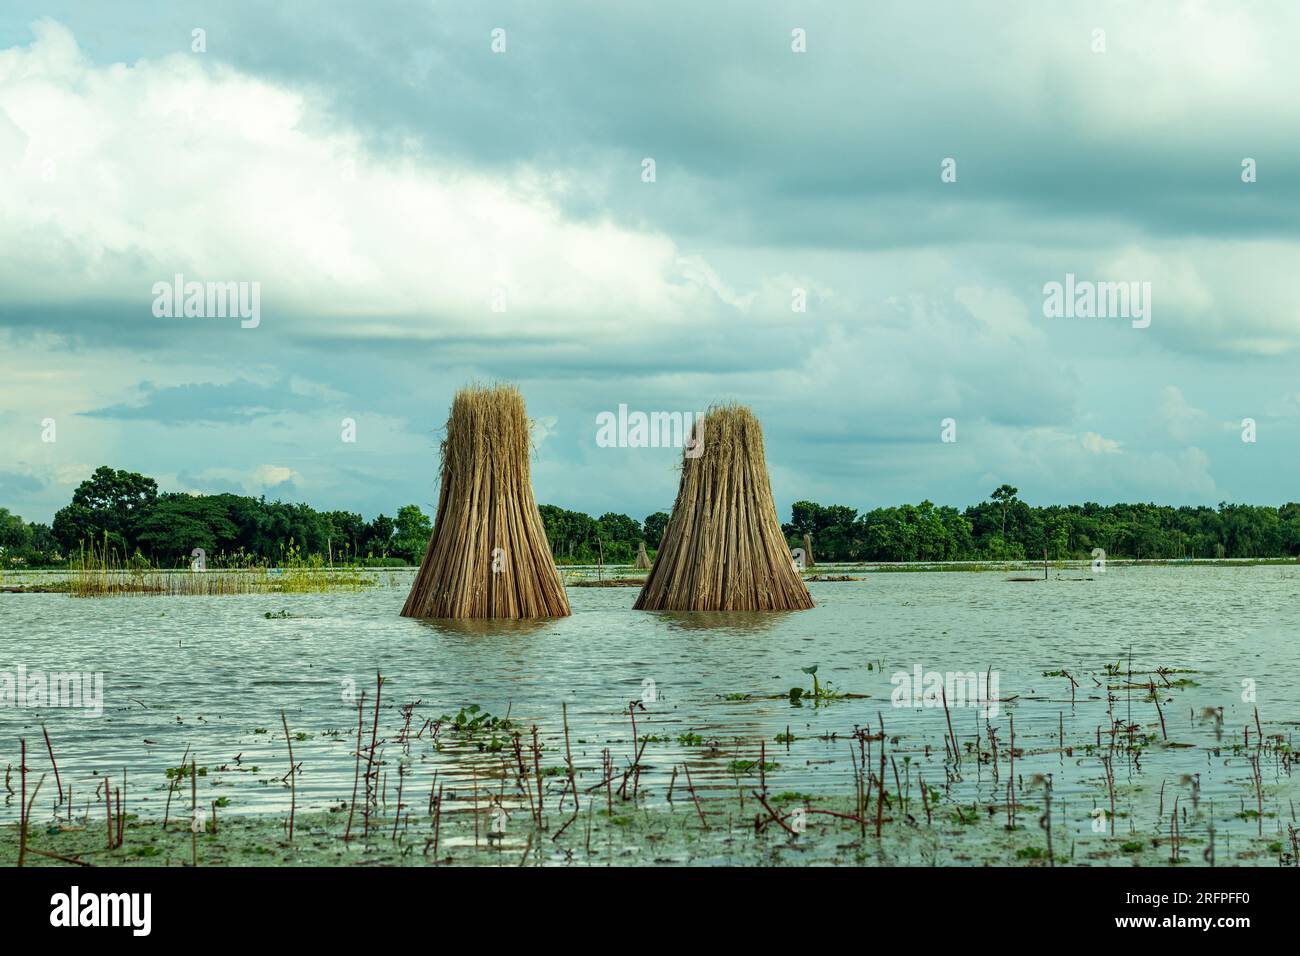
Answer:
(653, 609, 793, 634)
(1, 565, 1297, 852)
(411, 616, 559, 639)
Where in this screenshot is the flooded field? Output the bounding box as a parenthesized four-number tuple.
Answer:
(2, 564, 1298, 866)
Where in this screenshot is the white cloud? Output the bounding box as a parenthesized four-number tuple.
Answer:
(1, 13, 1296, 522)
(0, 20, 732, 340)
(1081, 431, 1121, 454)
(954, 286, 1042, 345)
(1102, 244, 1300, 355)
(1159, 385, 1210, 442)
(529, 414, 558, 450)
(254, 465, 298, 487)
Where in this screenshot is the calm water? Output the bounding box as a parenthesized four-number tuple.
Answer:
(2, 565, 1298, 845)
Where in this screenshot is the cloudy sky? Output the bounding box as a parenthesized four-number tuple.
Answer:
(1, 1, 1297, 525)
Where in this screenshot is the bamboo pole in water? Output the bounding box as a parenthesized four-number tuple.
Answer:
(634, 404, 813, 612)
(401, 384, 570, 619)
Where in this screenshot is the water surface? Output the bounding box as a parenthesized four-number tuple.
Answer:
(2, 565, 1297, 856)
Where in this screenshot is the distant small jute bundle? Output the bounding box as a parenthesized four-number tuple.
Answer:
(634, 404, 814, 612)
(401, 385, 571, 619)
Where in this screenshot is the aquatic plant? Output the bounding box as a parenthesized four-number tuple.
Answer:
(66, 533, 376, 597)
(788, 675, 846, 706)
(437, 704, 515, 740)
(802, 665, 820, 698)
(6, 668, 1295, 870)
(727, 759, 779, 774)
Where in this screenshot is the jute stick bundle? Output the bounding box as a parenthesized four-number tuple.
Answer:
(634, 404, 813, 612)
(401, 385, 571, 619)
(635, 541, 651, 570)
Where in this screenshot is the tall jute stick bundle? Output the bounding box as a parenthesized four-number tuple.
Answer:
(401, 385, 571, 619)
(635, 541, 651, 569)
(634, 404, 813, 612)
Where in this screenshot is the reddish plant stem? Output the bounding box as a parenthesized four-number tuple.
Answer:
(392, 765, 404, 841)
(281, 708, 296, 842)
(17, 738, 27, 867)
(1009, 713, 1017, 825)
(875, 715, 886, 838)
(752, 790, 795, 835)
(363, 674, 383, 838)
(104, 777, 114, 850)
(344, 691, 365, 841)
(41, 726, 62, 805)
(163, 744, 190, 831)
(562, 703, 579, 813)
(683, 763, 707, 827)
(531, 725, 544, 827)
(941, 687, 960, 766)
(190, 757, 198, 867)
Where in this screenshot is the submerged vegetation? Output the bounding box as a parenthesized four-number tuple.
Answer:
(65, 535, 376, 596)
(7, 655, 1296, 868)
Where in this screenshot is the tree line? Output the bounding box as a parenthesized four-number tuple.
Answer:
(0, 466, 668, 569)
(2, 470, 1297, 568)
(782, 485, 1300, 562)
(1, 467, 433, 567)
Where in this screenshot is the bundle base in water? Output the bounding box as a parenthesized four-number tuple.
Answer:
(634, 405, 813, 613)
(401, 385, 571, 619)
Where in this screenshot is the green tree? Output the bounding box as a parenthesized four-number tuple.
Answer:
(539, 505, 599, 562)
(393, 504, 433, 563)
(363, 513, 395, 557)
(323, 511, 367, 559)
(131, 495, 240, 565)
(52, 466, 158, 554)
(595, 512, 642, 563)
(990, 484, 1019, 539)
(0, 507, 32, 552)
(643, 511, 670, 549)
